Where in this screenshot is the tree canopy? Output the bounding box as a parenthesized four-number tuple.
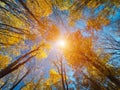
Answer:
(0, 0, 120, 90)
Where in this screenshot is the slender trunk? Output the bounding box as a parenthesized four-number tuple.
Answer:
(0, 23, 29, 35)
(0, 80, 8, 89)
(18, 0, 44, 27)
(0, 55, 33, 79)
(9, 69, 31, 90)
(81, 52, 120, 88)
(0, 46, 40, 79)
(108, 75, 120, 88)
(63, 68, 68, 90)
(60, 59, 66, 90)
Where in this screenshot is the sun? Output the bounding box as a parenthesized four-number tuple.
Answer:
(56, 39, 66, 48)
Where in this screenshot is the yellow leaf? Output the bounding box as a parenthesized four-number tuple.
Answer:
(31, 41, 50, 60)
(35, 50, 48, 59)
(0, 55, 11, 69)
(26, 0, 52, 17)
(0, 1, 5, 7)
(0, 80, 4, 85)
(45, 69, 61, 85)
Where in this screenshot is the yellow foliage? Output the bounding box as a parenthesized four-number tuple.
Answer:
(53, 0, 72, 10)
(45, 69, 61, 86)
(45, 69, 68, 86)
(87, 16, 109, 30)
(0, 1, 5, 7)
(69, 11, 82, 26)
(49, 69, 60, 77)
(87, 0, 101, 9)
(63, 31, 112, 81)
(0, 8, 29, 46)
(0, 55, 11, 69)
(35, 50, 48, 59)
(0, 30, 22, 46)
(63, 31, 93, 66)
(27, 0, 52, 18)
(69, 10, 83, 26)
(21, 82, 35, 90)
(0, 80, 4, 85)
(31, 41, 51, 60)
(0, 10, 29, 29)
(87, 65, 105, 81)
(42, 24, 60, 41)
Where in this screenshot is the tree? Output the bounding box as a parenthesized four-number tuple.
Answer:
(0, 41, 50, 79)
(53, 56, 69, 90)
(62, 30, 120, 89)
(0, 0, 58, 89)
(0, 65, 32, 90)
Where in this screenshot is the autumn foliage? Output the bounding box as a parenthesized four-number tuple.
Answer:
(0, 0, 120, 90)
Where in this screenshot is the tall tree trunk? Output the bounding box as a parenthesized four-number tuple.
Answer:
(0, 46, 41, 78)
(60, 59, 66, 90)
(9, 68, 31, 90)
